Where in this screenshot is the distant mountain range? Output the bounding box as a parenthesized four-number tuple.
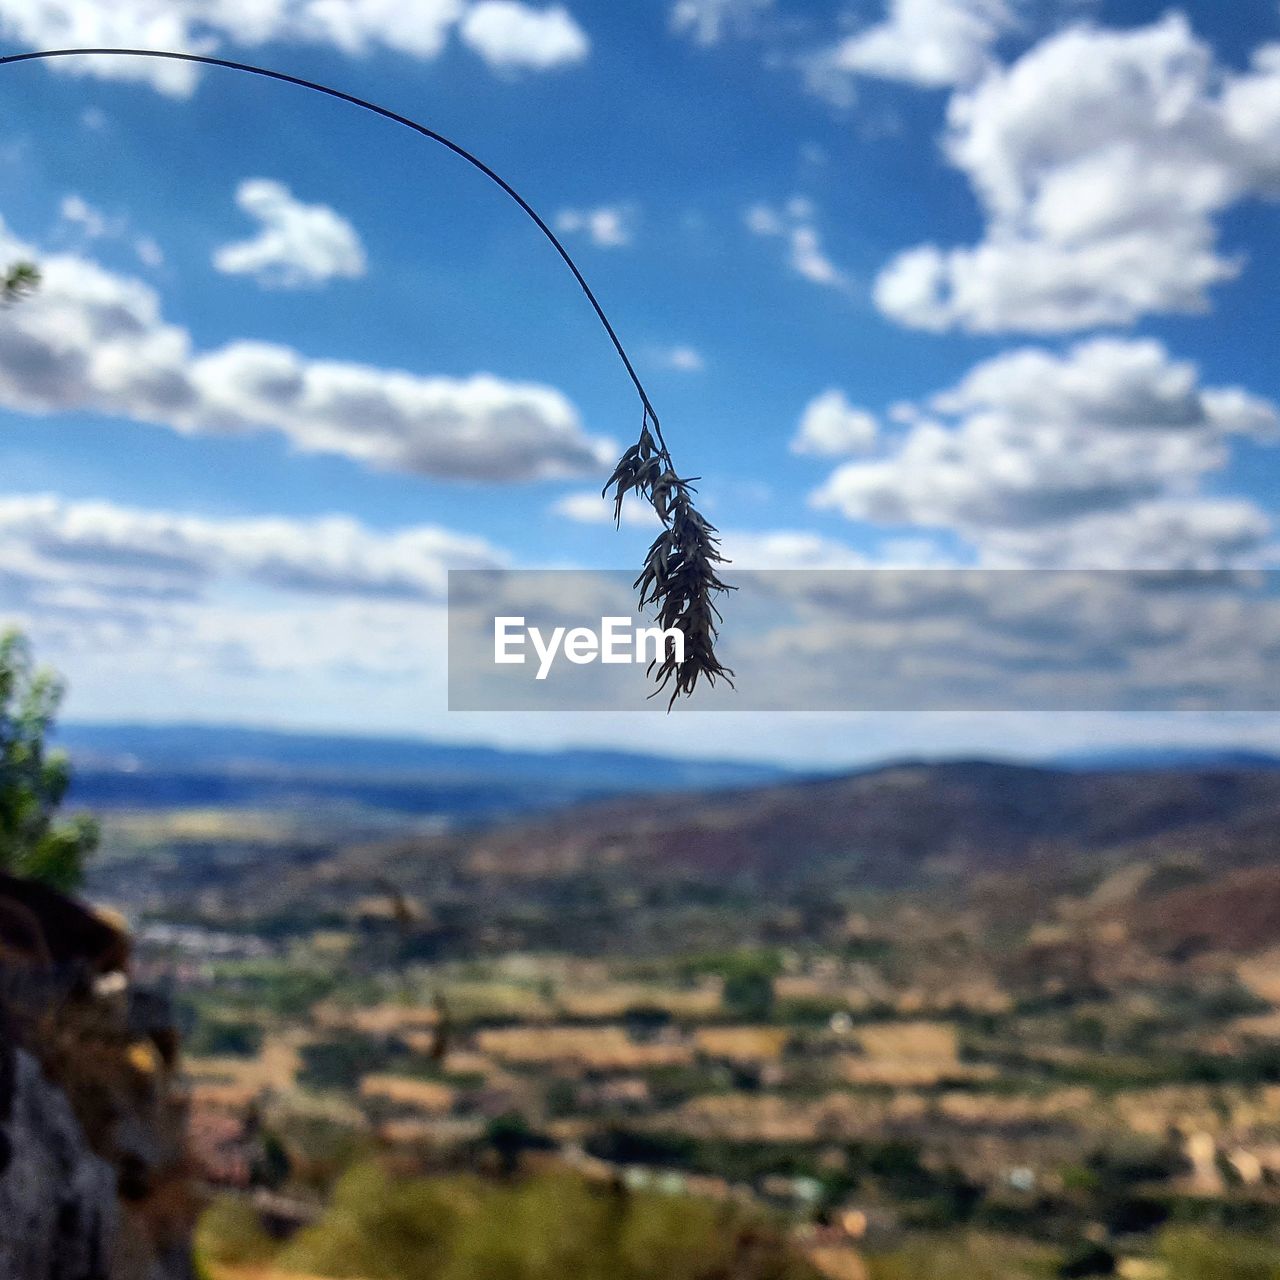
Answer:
(58, 721, 792, 823)
(58, 721, 1280, 828)
(153, 754, 1280, 961)
(70, 727, 1280, 960)
(444, 757, 1280, 889)
(1053, 746, 1280, 771)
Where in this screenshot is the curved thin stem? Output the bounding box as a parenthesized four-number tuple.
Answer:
(0, 45, 671, 456)
(1, 45, 733, 707)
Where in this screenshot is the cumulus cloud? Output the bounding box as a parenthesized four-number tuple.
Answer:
(292, 0, 465, 57)
(809, 0, 1015, 102)
(873, 233, 1237, 336)
(670, 0, 773, 46)
(980, 500, 1274, 571)
(875, 16, 1280, 333)
(746, 197, 848, 289)
(719, 530, 872, 569)
(449, 565, 1280, 714)
(459, 2, 589, 71)
(0, 217, 611, 483)
(213, 180, 366, 289)
(737, 568, 1280, 712)
(555, 205, 634, 248)
(0, 495, 504, 604)
(0, 0, 585, 96)
(792, 389, 878, 456)
(0, 496, 504, 710)
(552, 491, 660, 529)
(812, 337, 1279, 567)
(0, 497, 494, 706)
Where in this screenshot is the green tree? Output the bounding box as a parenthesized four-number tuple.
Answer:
(2, 261, 40, 303)
(0, 629, 99, 890)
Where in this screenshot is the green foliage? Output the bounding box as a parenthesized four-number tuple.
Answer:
(0, 629, 99, 890)
(299, 1033, 380, 1091)
(1157, 1227, 1280, 1280)
(481, 1110, 550, 1175)
(866, 1233, 1057, 1280)
(194, 1197, 277, 1267)
(1, 261, 39, 303)
(264, 1163, 815, 1280)
(212, 957, 339, 1016)
(723, 968, 776, 1021)
(684, 947, 785, 982)
(274, 1114, 371, 1192)
(685, 949, 781, 1021)
(252, 1130, 292, 1191)
(186, 1017, 265, 1058)
(1057, 1242, 1115, 1276)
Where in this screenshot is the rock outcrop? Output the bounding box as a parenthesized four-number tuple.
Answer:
(1, 1046, 118, 1279)
(0, 873, 196, 1280)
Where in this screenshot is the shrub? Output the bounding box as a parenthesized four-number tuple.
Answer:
(0, 630, 99, 891)
(1157, 1227, 1280, 1280)
(272, 1162, 817, 1280)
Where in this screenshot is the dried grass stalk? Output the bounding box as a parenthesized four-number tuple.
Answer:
(603, 409, 734, 708)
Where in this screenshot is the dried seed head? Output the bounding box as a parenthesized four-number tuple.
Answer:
(604, 409, 734, 708)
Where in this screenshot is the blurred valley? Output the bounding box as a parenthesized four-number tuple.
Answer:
(69, 729, 1280, 1280)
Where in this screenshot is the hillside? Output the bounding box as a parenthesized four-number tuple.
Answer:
(434, 759, 1280, 887)
(127, 757, 1280, 963)
(84, 752, 1280, 1280)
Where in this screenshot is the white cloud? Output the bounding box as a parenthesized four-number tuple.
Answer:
(0, 217, 612, 483)
(292, 0, 464, 57)
(59, 194, 165, 271)
(875, 16, 1280, 333)
(0, 3, 213, 95)
(932, 340, 1278, 437)
(0, 0, 587, 96)
(690, 527, 953, 572)
(0, 497, 484, 711)
(459, 2, 589, 71)
(980, 499, 1273, 570)
(555, 205, 634, 248)
(0, 494, 503, 603)
(792, 389, 878, 456)
(812, 337, 1279, 567)
(135, 236, 165, 268)
(214, 179, 366, 289)
(59, 194, 115, 240)
(659, 346, 705, 373)
(873, 232, 1239, 335)
(744, 204, 784, 236)
(746, 197, 848, 289)
(552, 491, 660, 529)
(670, 0, 773, 46)
(719, 530, 872, 569)
(810, 0, 1015, 100)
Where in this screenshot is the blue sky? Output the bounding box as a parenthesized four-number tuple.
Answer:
(1, 0, 1280, 764)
